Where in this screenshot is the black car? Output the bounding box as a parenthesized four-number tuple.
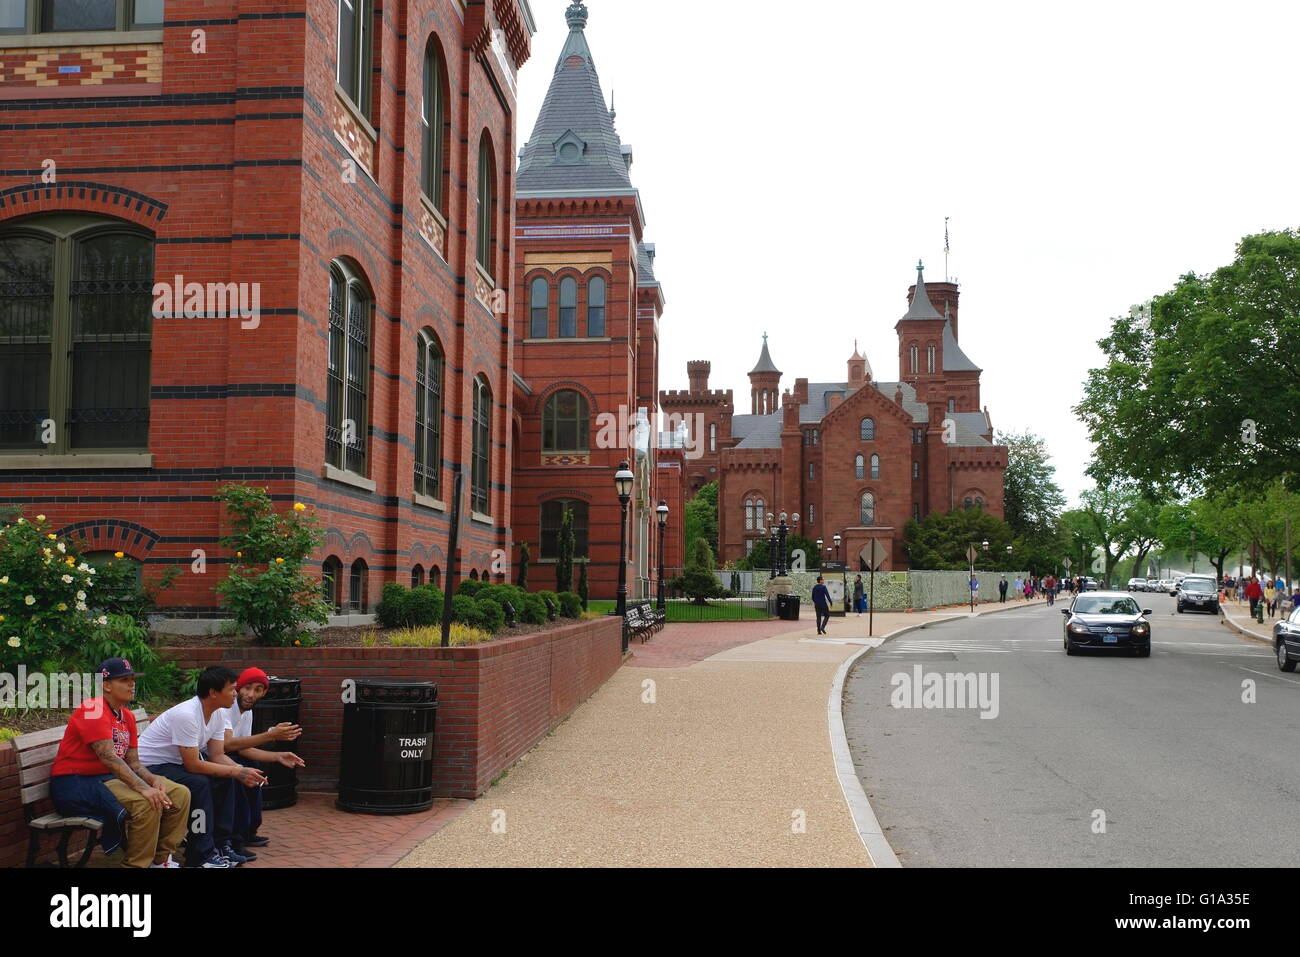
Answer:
(1273, 607, 1300, 672)
(1062, 592, 1153, 657)
(1177, 576, 1220, 614)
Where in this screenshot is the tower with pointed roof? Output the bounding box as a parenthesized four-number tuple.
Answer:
(511, 0, 677, 600)
(748, 334, 782, 414)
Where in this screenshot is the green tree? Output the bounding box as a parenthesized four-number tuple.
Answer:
(787, 534, 821, 571)
(577, 560, 589, 610)
(555, 507, 574, 593)
(1078, 229, 1300, 495)
(903, 509, 1016, 571)
(999, 431, 1067, 539)
(683, 482, 718, 562)
(733, 537, 770, 572)
(517, 541, 530, 589)
(671, 537, 723, 605)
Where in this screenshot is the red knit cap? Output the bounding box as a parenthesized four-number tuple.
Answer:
(236, 667, 269, 691)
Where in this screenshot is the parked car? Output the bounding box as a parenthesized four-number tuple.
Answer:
(1274, 607, 1300, 672)
(1081, 577, 1100, 591)
(1177, 576, 1220, 614)
(1062, 592, 1153, 657)
(1127, 578, 1143, 592)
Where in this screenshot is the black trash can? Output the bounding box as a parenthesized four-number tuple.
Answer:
(251, 677, 301, 810)
(337, 680, 437, 815)
(776, 594, 801, 621)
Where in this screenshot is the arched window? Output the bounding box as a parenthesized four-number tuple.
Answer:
(913, 462, 920, 479)
(349, 559, 369, 612)
(0, 216, 155, 453)
(587, 275, 606, 337)
(871, 455, 880, 480)
(744, 499, 754, 531)
(558, 276, 578, 337)
(337, 0, 373, 119)
(530, 276, 549, 338)
(808, 463, 815, 480)
(476, 134, 496, 275)
(543, 389, 590, 452)
(322, 556, 343, 613)
(909, 343, 919, 375)
(926, 343, 936, 374)
(855, 455, 864, 480)
(808, 504, 815, 525)
(745, 497, 765, 532)
(860, 492, 876, 526)
(412, 565, 425, 587)
(541, 500, 590, 560)
(860, 418, 875, 441)
(421, 37, 447, 211)
(469, 569, 479, 581)
(709, 423, 717, 452)
(430, 565, 441, 589)
(948, 398, 956, 413)
(975, 497, 984, 509)
(327, 260, 372, 476)
(471, 375, 492, 515)
(415, 329, 442, 499)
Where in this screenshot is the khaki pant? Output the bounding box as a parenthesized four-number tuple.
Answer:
(104, 776, 192, 868)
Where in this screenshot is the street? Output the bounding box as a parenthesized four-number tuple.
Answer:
(843, 593, 1300, 867)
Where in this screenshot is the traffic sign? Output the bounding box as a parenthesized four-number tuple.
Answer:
(1062, 557, 1073, 570)
(864, 539, 889, 572)
(967, 544, 979, 564)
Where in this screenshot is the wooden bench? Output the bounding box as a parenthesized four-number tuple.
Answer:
(16, 707, 150, 868)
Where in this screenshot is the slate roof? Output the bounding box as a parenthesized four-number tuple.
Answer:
(516, 1, 634, 196)
(798, 381, 929, 425)
(942, 318, 980, 372)
(749, 335, 780, 375)
(901, 262, 943, 320)
(731, 413, 783, 449)
(637, 242, 657, 283)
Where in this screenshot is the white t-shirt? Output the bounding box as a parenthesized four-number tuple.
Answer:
(222, 702, 254, 742)
(137, 697, 229, 767)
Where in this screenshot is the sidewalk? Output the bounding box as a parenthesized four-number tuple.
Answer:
(1220, 601, 1279, 644)
(397, 596, 1047, 869)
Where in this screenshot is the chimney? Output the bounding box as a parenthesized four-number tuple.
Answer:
(687, 360, 711, 393)
(621, 144, 633, 170)
(794, 378, 809, 404)
(828, 392, 844, 411)
(644, 243, 655, 262)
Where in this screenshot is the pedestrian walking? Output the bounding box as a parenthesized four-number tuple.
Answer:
(998, 576, 1008, 603)
(812, 576, 832, 635)
(1044, 574, 1057, 606)
(1245, 576, 1263, 617)
(1265, 582, 1278, 618)
(853, 575, 865, 616)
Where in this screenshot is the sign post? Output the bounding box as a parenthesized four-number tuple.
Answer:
(967, 544, 979, 613)
(864, 539, 888, 637)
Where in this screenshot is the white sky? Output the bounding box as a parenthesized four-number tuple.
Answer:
(514, 0, 1300, 506)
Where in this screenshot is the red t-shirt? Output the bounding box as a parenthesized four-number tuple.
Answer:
(51, 699, 138, 777)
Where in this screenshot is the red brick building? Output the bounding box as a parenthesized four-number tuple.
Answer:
(0, 0, 536, 626)
(508, 0, 678, 599)
(660, 265, 1008, 571)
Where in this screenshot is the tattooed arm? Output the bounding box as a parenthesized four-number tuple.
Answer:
(91, 741, 170, 811)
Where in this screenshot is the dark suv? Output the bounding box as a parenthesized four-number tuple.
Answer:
(1176, 576, 1220, 614)
(1274, 607, 1300, 672)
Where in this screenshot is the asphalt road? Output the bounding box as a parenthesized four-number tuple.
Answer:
(842, 592, 1300, 867)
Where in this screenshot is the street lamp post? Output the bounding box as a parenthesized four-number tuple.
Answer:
(833, 533, 846, 613)
(614, 461, 634, 632)
(656, 500, 669, 612)
(766, 512, 778, 578)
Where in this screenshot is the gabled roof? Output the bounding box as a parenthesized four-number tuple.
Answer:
(797, 381, 929, 425)
(750, 334, 780, 375)
(731, 413, 783, 449)
(901, 261, 943, 321)
(517, 1, 634, 196)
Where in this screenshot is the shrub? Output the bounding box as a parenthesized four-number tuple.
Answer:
(90, 558, 179, 625)
(0, 728, 17, 743)
(451, 594, 483, 629)
(479, 584, 524, 609)
(556, 508, 574, 593)
(558, 592, 582, 618)
(457, 578, 486, 599)
(474, 597, 505, 634)
(0, 511, 105, 670)
(179, 668, 201, 699)
(389, 623, 494, 648)
(408, 585, 443, 626)
(578, 561, 589, 610)
(213, 486, 329, 646)
(376, 583, 412, 628)
(519, 593, 548, 625)
(517, 542, 530, 589)
(81, 614, 179, 701)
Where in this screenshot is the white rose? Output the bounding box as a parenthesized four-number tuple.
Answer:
(76, 602, 88, 611)
(56, 542, 66, 553)
(76, 591, 86, 601)
(0, 576, 8, 584)
(96, 616, 108, 626)
(61, 575, 73, 584)
(24, 595, 35, 606)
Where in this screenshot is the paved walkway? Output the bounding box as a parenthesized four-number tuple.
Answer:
(1220, 601, 1281, 644)
(398, 597, 1047, 869)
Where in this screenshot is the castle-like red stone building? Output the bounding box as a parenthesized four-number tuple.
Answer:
(660, 266, 1008, 571)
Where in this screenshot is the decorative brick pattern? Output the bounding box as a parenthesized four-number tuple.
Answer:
(0, 43, 161, 88)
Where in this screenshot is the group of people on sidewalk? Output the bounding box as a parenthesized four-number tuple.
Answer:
(997, 574, 1059, 605)
(1222, 574, 1298, 619)
(47, 661, 305, 868)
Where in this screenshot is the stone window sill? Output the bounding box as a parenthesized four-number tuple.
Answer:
(471, 511, 494, 525)
(0, 30, 162, 49)
(523, 338, 612, 344)
(334, 83, 377, 141)
(0, 453, 152, 469)
(323, 464, 376, 492)
(414, 493, 447, 512)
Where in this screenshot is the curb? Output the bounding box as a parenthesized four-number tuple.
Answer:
(1220, 612, 1273, 646)
(827, 597, 1050, 868)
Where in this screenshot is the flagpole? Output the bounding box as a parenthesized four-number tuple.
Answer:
(944, 216, 950, 282)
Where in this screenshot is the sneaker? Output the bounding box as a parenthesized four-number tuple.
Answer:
(219, 843, 252, 865)
(149, 856, 182, 869)
(230, 842, 258, 862)
(242, 834, 270, 847)
(190, 852, 233, 869)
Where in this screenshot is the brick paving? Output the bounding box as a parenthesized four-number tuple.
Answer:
(627, 616, 809, 668)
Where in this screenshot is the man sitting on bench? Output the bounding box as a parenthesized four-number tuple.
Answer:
(49, 658, 192, 868)
(221, 667, 305, 858)
(137, 666, 268, 868)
